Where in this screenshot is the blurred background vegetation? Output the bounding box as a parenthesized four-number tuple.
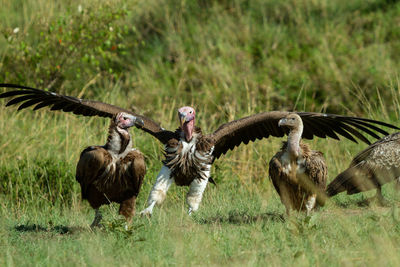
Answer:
(1, 0, 400, 116)
(1, 0, 400, 265)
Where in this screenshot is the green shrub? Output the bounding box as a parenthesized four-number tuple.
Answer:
(1, 1, 131, 94)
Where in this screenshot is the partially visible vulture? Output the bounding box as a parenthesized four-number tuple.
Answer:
(0, 84, 398, 216)
(327, 132, 400, 205)
(76, 112, 146, 228)
(269, 114, 327, 215)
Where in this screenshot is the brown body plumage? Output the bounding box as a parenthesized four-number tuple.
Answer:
(76, 113, 146, 227)
(327, 132, 400, 204)
(269, 114, 327, 215)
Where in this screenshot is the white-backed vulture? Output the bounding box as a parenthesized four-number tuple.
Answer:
(0, 83, 398, 216)
(269, 114, 327, 215)
(327, 132, 400, 205)
(76, 112, 146, 228)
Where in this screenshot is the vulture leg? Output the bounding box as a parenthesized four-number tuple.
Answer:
(141, 200, 157, 217)
(278, 183, 293, 216)
(90, 209, 103, 229)
(186, 177, 209, 215)
(119, 196, 136, 225)
(140, 165, 174, 217)
(375, 186, 390, 206)
(362, 186, 389, 206)
(305, 194, 317, 216)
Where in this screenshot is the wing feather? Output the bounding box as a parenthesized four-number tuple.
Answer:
(6, 95, 38, 106)
(303, 149, 328, 205)
(268, 153, 284, 196)
(343, 119, 388, 137)
(0, 83, 174, 143)
(76, 146, 107, 198)
(302, 117, 340, 140)
(17, 96, 49, 110)
(304, 151, 327, 190)
(210, 111, 398, 159)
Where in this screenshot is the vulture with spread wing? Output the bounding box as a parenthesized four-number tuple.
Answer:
(327, 132, 400, 205)
(269, 114, 327, 215)
(0, 83, 398, 216)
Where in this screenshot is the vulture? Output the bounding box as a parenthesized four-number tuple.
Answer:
(0, 83, 398, 217)
(269, 114, 327, 215)
(76, 112, 146, 228)
(327, 132, 400, 205)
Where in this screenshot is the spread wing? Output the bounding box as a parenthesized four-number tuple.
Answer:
(209, 111, 398, 159)
(0, 83, 175, 143)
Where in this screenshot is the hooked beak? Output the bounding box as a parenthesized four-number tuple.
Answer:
(134, 116, 145, 128)
(122, 114, 144, 128)
(179, 112, 187, 128)
(278, 118, 286, 127)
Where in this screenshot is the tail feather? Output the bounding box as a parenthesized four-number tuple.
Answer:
(326, 167, 360, 197)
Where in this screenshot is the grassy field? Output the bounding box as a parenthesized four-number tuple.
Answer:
(1, 0, 400, 266)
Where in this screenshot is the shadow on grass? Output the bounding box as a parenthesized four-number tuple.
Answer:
(14, 224, 86, 235)
(334, 199, 372, 209)
(197, 211, 285, 225)
(333, 197, 397, 209)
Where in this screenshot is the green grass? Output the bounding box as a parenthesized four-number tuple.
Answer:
(1, 181, 400, 266)
(1, 0, 400, 266)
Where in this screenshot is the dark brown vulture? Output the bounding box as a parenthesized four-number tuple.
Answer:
(269, 114, 327, 215)
(76, 112, 146, 228)
(327, 132, 400, 205)
(0, 83, 398, 217)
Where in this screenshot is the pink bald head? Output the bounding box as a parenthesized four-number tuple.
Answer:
(178, 106, 196, 141)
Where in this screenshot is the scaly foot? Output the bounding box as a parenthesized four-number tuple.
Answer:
(139, 208, 153, 217)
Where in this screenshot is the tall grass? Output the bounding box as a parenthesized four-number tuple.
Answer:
(1, 0, 400, 266)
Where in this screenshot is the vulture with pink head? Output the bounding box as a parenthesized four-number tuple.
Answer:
(76, 112, 146, 228)
(0, 83, 398, 217)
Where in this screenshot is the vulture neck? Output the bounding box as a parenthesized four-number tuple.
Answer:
(182, 120, 195, 142)
(104, 122, 132, 157)
(287, 126, 303, 159)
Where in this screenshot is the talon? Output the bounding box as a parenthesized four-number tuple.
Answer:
(90, 209, 103, 229)
(140, 209, 152, 218)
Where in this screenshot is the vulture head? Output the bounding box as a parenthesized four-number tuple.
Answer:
(278, 113, 303, 133)
(178, 106, 196, 141)
(115, 112, 143, 131)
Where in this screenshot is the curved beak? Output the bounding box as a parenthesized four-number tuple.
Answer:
(179, 112, 187, 128)
(134, 116, 145, 128)
(122, 114, 144, 128)
(278, 118, 286, 127)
